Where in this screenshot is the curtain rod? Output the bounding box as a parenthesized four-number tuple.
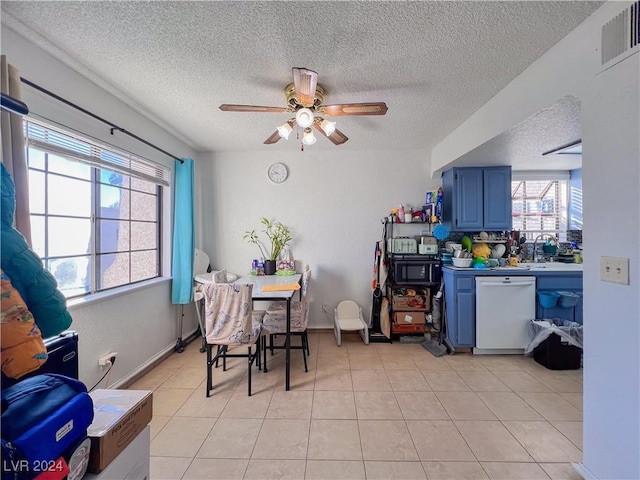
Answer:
(20, 76, 184, 164)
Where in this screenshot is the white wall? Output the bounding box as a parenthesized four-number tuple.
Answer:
(582, 53, 639, 480)
(196, 149, 436, 327)
(431, 3, 640, 478)
(1, 27, 201, 388)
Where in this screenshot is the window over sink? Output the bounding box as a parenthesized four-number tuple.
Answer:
(511, 174, 569, 242)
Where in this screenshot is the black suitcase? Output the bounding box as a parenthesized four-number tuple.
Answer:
(1, 331, 78, 389)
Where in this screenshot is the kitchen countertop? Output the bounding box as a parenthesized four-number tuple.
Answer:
(444, 262, 583, 272)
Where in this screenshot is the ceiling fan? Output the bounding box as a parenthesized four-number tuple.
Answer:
(219, 68, 388, 147)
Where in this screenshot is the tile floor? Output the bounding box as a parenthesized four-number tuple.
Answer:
(128, 332, 583, 480)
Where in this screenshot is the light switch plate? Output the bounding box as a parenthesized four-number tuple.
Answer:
(600, 256, 630, 285)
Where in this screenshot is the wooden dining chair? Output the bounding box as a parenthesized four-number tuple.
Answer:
(203, 283, 264, 396)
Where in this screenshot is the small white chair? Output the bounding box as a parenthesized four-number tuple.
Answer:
(334, 300, 369, 346)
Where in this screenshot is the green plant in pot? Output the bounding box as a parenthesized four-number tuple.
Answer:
(243, 217, 292, 275)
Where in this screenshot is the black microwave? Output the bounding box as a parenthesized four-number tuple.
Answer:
(392, 257, 442, 285)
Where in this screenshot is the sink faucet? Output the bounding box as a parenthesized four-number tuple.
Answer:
(533, 234, 558, 262)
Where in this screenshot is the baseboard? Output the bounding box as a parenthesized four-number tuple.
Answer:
(308, 326, 334, 332)
(309, 324, 334, 330)
(111, 329, 200, 389)
(572, 463, 597, 480)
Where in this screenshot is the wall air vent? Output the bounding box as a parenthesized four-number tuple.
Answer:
(600, 1, 639, 72)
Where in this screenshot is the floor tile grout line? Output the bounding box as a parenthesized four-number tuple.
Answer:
(189, 415, 219, 466)
(397, 396, 435, 475)
(178, 455, 197, 480)
(512, 390, 582, 423)
(451, 417, 538, 466)
(545, 420, 584, 452)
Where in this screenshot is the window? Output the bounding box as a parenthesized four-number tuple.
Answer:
(511, 178, 568, 242)
(24, 119, 168, 298)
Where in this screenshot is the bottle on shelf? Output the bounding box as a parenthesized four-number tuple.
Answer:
(398, 205, 405, 223)
(404, 207, 413, 223)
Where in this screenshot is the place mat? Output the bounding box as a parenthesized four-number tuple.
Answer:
(262, 283, 300, 292)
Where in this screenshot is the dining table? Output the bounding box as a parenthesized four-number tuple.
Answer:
(234, 273, 302, 391)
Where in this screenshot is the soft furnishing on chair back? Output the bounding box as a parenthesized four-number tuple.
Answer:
(204, 283, 253, 345)
(300, 266, 311, 309)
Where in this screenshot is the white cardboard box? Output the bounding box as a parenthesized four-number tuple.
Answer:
(87, 389, 153, 472)
(84, 425, 150, 480)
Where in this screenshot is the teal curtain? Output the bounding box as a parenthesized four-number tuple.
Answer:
(171, 158, 194, 304)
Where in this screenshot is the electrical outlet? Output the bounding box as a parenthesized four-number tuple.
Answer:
(600, 256, 630, 285)
(98, 352, 118, 367)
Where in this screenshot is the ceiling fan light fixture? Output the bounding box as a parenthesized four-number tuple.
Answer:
(295, 108, 314, 128)
(277, 121, 293, 140)
(302, 127, 316, 145)
(320, 119, 336, 136)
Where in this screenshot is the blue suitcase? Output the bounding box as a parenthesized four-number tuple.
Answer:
(1, 374, 93, 480)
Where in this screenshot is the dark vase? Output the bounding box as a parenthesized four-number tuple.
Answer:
(264, 259, 277, 275)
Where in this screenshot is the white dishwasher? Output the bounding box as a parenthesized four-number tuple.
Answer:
(474, 276, 536, 354)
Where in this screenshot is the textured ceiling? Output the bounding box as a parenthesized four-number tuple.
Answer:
(455, 95, 583, 171)
(2, 1, 601, 160)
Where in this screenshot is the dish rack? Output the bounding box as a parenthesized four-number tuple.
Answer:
(472, 237, 509, 243)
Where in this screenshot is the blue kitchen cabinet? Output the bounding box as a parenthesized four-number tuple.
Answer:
(536, 275, 583, 324)
(443, 268, 476, 347)
(442, 166, 512, 232)
(483, 168, 512, 230)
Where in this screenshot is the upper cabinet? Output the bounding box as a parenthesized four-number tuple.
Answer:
(442, 166, 512, 231)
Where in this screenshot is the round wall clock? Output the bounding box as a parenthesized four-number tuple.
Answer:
(267, 162, 288, 183)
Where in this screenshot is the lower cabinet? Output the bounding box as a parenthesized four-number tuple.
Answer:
(443, 268, 583, 348)
(443, 269, 476, 347)
(536, 276, 583, 325)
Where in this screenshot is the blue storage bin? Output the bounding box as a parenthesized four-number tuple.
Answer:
(537, 291, 560, 308)
(557, 291, 580, 308)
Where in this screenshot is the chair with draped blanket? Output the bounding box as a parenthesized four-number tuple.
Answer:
(261, 266, 311, 372)
(204, 283, 264, 396)
(193, 248, 226, 352)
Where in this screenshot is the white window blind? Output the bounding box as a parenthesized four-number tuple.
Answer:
(512, 179, 568, 241)
(24, 119, 170, 186)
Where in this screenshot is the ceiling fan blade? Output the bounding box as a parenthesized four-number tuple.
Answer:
(220, 104, 289, 113)
(292, 68, 318, 108)
(264, 130, 282, 144)
(327, 129, 349, 145)
(313, 121, 349, 145)
(320, 102, 388, 116)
